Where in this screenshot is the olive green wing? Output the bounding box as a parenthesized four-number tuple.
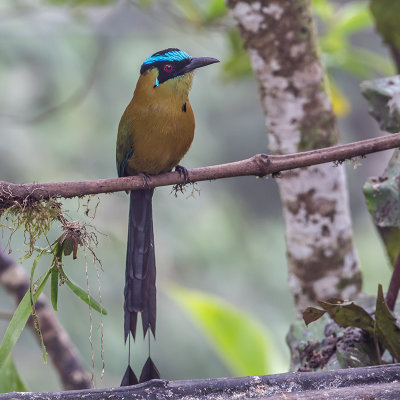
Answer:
(116, 114, 134, 177)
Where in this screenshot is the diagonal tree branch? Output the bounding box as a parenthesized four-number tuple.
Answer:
(0, 133, 400, 207)
(0, 249, 92, 390)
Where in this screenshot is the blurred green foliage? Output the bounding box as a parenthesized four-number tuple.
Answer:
(315, 0, 393, 116)
(370, 0, 400, 50)
(171, 286, 285, 376)
(0, 220, 106, 387)
(0, 266, 51, 381)
(314, 0, 393, 79)
(0, 356, 27, 393)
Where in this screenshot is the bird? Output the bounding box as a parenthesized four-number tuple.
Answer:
(116, 48, 219, 385)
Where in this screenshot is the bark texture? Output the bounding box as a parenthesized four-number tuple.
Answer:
(226, 0, 361, 313)
(2, 363, 400, 399)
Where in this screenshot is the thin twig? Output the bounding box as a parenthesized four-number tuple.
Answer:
(1, 133, 400, 205)
(84, 247, 95, 385)
(93, 255, 105, 380)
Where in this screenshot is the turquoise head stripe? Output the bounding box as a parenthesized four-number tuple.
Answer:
(142, 50, 190, 66)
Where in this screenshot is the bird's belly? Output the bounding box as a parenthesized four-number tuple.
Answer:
(128, 115, 195, 175)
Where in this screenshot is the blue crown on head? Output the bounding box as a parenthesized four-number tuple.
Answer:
(142, 48, 190, 66)
(139, 48, 219, 87)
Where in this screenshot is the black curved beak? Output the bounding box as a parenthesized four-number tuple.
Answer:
(179, 56, 220, 75)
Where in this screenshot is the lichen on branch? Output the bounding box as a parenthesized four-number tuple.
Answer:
(0, 196, 62, 257)
(0, 191, 100, 263)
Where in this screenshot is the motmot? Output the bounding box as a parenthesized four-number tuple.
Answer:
(116, 48, 219, 384)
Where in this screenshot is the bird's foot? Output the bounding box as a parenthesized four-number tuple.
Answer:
(139, 172, 152, 188)
(175, 165, 190, 184)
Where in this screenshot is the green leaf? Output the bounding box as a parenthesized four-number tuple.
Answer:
(289, 295, 381, 371)
(50, 243, 63, 311)
(0, 355, 27, 393)
(0, 269, 51, 371)
(302, 307, 326, 326)
(376, 227, 400, 267)
(28, 250, 49, 363)
(50, 267, 59, 311)
(29, 249, 46, 288)
(170, 286, 284, 376)
(375, 284, 400, 361)
(63, 274, 107, 315)
(318, 299, 375, 335)
(344, 48, 394, 77)
(323, 46, 394, 79)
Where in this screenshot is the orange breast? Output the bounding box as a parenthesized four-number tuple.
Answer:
(127, 101, 194, 175)
(124, 71, 195, 175)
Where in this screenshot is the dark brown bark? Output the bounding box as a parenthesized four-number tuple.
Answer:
(1, 132, 399, 206)
(0, 250, 92, 390)
(1, 363, 400, 399)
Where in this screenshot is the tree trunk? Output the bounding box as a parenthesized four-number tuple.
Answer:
(225, 0, 361, 313)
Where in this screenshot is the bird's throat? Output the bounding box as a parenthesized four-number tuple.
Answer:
(134, 69, 194, 106)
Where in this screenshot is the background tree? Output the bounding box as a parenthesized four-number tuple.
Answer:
(226, 0, 361, 313)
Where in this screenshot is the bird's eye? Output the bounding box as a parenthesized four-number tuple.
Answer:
(164, 64, 173, 72)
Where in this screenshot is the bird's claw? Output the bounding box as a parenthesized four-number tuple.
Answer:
(139, 172, 151, 188)
(175, 165, 190, 184)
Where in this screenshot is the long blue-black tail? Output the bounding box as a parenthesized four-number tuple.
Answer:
(121, 188, 159, 386)
(124, 188, 156, 341)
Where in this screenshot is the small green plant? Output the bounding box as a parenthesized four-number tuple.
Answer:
(0, 198, 106, 391)
(0, 197, 63, 258)
(300, 285, 400, 368)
